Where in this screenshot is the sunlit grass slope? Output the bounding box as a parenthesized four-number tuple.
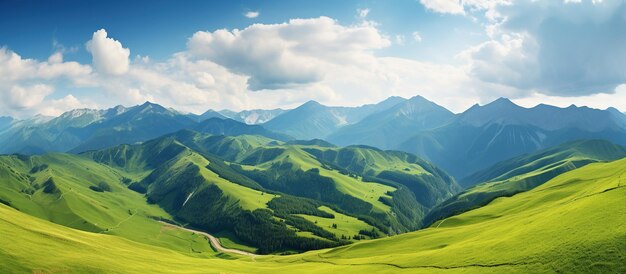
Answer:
(0, 153, 215, 256)
(424, 139, 626, 226)
(0, 203, 402, 273)
(2, 157, 624, 273)
(272, 157, 626, 273)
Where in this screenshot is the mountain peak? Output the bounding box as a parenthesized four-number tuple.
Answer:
(136, 101, 167, 112)
(488, 97, 516, 107)
(303, 100, 322, 106)
(406, 95, 438, 106)
(408, 94, 428, 101)
(140, 101, 158, 107)
(299, 100, 324, 109)
(380, 96, 406, 104)
(59, 108, 99, 119)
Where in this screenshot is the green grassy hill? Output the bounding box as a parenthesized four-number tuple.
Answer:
(2, 156, 624, 273)
(272, 156, 626, 272)
(0, 129, 459, 254)
(67, 130, 457, 253)
(0, 153, 216, 256)
(423, 139, 626, 226)
(179, 131, 460, 230)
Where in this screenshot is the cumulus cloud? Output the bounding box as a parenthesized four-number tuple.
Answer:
(244, 11, 259, 18)
(187, 16, 390, 90)
(463, 1, 626, 97)
(86, 29, 130, 75)
(39, 95, 95, 116)
(5, 84, 54, 109)
(0, 48, 93, 117)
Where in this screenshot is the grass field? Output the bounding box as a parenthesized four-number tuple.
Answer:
(188, 152, 276, 211)
(297, 206, 378, 239)
(274, 157, 626, 272)
(0, 153, 218, 256)
(2, 157, 624, 273)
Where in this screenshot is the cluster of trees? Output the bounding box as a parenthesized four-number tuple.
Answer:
(42, 177, 59, 194)
(29, 164, 49, 173)
(234, 164, 374, 216)
(89, 182, 112, 192)
(267, 196, 334, 218)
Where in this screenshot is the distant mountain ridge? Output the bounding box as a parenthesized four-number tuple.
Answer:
(0, 102, 290, 155)
(263, 96, 407, 140)
(397, 98, 626, 178)
(219, 108, 287, 124)
(2, 96, 625, 181)
(327, 95, 455, 149)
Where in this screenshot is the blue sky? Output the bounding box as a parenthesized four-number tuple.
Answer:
(1, 0, 483, 63)
(1, 0, 625, 117)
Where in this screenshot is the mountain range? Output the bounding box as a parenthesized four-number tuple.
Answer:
(398, 98, 626, 178)
(0, 102, 288, 155)
(3, 96, 626, 181)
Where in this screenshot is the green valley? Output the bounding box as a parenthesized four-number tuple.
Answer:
(0, 129, 460, 255)
(2, 155, 624, 273)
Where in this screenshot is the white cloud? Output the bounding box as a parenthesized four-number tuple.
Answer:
(244, 11, 260, 18)
(357, 8, 370, 18)
(188, 16, 390, 90)
(39, 95, 94, 116)
(419, 0, 511, 18)
(460, 32, 539, 94)
(6, 84, 54, 109)
(463, 1, 626, 97)
(514, 84, 626, 112)
(47, 52, 63, 64)
(0, 48, 93, 117)
(412, 31, 423, 42)
(12, 51, 92, 82)
(86, 29, 130, 75)
(420, 0, 465, 14)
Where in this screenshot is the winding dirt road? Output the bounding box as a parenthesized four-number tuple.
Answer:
(158, 221, 256, 257)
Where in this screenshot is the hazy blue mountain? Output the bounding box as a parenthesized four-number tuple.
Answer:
(398, 98, 626, 178)
(264, 97, 406, 140)
(0, 102, 288, 155)
(0, 115, 60, 154)
(460, 139, 626, 188)
(327, 95, 455, 149)
(192, 117, 293, 141)
(285, 139, 336, 147)
(69, 102, 198, 152)
(219, 108, 287, 124)
(0, 116, 14, 132)
(187, 109, 228, 122)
